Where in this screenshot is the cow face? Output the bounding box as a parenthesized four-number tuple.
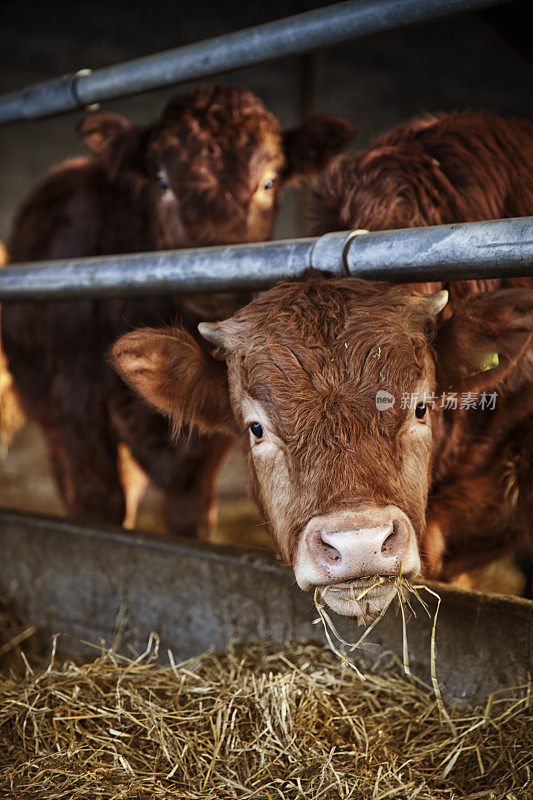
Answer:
(193, 279, 443, 619)
(78, 86, 355, 249)
(111, 277, 532, 617)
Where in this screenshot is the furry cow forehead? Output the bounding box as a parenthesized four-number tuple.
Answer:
(153, 85, 282, 149)
(218, 278, 436, 434)
(222, 277, 435, 349)
(161, 86, 277, 123)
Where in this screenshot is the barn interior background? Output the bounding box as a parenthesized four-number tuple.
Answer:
(0, 0, 531, 593)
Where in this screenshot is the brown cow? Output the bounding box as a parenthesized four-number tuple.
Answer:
(112, 274, 533, 617)
(310, 109, 533, 313)
(311, 110, 533, 237)
(0, 241, 25, 455)
(1, 85, 354, 534)
(111, 109, 533, 615)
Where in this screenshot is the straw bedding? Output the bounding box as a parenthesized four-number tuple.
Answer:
(0, 604, 531, 800)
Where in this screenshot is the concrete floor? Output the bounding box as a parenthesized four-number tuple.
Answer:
(0, 1, 530, 595)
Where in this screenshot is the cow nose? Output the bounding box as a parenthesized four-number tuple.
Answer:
(294, 508, 422, 593)
(310, 519, 408, 580)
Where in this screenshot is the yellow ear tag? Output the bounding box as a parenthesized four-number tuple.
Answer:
(468, 352, 499, 377)
(482, 352, 500, 371)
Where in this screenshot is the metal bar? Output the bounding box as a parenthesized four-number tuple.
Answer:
(0, 0, 508, 125)
(1, 509, 532, 704)
(0, 238, 315, 302)
(344, 216, 533, 281)
(0, 218, 531, 303)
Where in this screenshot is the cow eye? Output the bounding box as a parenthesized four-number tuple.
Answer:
(157, 175, 170, 190)
(250, 422, 264, 438)
(263, 178, 275, 191)
(415, 403, 427, 419)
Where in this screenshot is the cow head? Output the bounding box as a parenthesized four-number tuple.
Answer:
(78, 86, 354, 248)
(111, 276, 533, 617)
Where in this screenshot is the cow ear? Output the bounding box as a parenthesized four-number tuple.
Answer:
(281, 114, 355, 180)
(77, 113, 134, 162)
(435, 288, 533, 393)
(110, 326, 237, 435)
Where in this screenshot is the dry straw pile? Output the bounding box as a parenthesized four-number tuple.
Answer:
(0, 602, 531, 800)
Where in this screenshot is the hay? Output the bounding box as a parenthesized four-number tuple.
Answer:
(1, 614, 531, 800)
(0, 594, 43, 676)
(315, 577, 448, 717)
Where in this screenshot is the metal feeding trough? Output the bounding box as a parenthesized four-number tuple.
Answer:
(1, 509, 531, 706)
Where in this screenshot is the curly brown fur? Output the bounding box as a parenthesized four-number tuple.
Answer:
(112, 271, 533, 584)
(2, 86, 353, 534)
(312, 111, 533, 235)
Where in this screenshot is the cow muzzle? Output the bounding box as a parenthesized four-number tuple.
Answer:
(294, 507, 421, 618)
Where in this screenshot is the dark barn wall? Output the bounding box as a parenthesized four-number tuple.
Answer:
(0, 0, 531, 243)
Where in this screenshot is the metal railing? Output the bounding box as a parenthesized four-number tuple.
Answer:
(0, 0, 507, 124)
(0, 218, 531, 302)
(0, 0, 529, 304)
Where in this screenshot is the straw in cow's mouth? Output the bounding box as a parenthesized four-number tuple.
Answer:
(314, 577, 447, 716)
(318, 575, 398, 627)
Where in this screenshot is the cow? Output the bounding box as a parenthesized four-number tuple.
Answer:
(111, 274, 533, 617)
(110, 109, 533, 615)
(1, 85, 354, 535)
(311, 108, 533, 596)
(311, 110, 533, 237)
(0, 241, 25, 455)
(310, 109, 533, 302)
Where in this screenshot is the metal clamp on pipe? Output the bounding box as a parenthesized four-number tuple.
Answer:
(341, 230, 370, 276)
(0, 0, 508, 125)
(69, 69, 95, 110)
(343, 217, 533, 282)
(0, 218, 531, 302)
(0, 68, 93, 122)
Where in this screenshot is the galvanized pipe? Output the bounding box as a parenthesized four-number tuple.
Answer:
(321, 217, 533, 280)
(0, 218, 531, 302)
(0, 0, 507, 124)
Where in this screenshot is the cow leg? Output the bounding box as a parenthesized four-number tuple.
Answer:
(44, 421, 125, 525)
(161, 432, 235, 540)
(110, 393, 235, 538)
(420, 518, 446, 577)
(448, 572, 474, 590)
(117, 442, 149, 529)
(128, 429, 234, 539)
